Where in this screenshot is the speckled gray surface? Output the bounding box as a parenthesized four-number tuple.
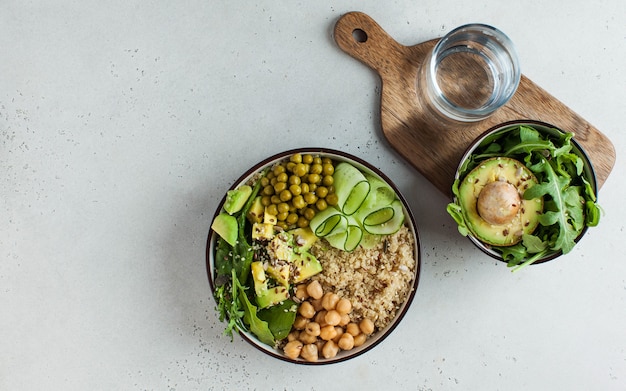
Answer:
(2, 1, 625, 390)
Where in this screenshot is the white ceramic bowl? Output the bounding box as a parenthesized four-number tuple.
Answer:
(206, 148, 421, 364)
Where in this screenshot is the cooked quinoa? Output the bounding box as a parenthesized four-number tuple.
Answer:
(310, 225, 416, 331)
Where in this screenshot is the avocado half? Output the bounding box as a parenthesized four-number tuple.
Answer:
(458, 157, 543, 246)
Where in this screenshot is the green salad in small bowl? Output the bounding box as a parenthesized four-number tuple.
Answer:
(447, 120, 601, 271)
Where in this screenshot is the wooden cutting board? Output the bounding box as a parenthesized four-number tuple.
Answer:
(334, 12, 616, 197)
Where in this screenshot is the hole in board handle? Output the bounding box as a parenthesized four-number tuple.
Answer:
(352, 28, 368, 43)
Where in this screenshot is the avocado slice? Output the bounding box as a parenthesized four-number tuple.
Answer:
(251, 261, 290, 308)
(251, 261, 268, 296)
(256, 286, 290, 309)
(458, 157, 543, 246)
(211, 213, 238, 247)
(289, 227, 318, 252)
(223, 185, 252, 215)
(291, 252, 323, 283)
(266, 262, 290, 287)
(246, 196, 264, 223)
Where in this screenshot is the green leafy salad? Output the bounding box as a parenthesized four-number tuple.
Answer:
(447, 124, 601, 271)
(210, 153, 406, 347)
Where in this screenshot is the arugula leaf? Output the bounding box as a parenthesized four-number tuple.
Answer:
(524, 157, 580, 254)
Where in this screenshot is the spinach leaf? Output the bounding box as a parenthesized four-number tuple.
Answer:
(233, 272, 275, 346)
(258, 299, 298, 341)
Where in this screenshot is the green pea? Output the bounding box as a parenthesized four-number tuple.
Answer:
(279, 189, 292, 202)
(326, 193, 339, 206)
(308, 173, 321, 185)
(292, 195, 306, 209)
(322, 175, 334, 186)
(310, 164, 323, 175)
(266, 204, 278, 216)
(290, 153, 302, 164)
(277, 203, 290, 214)
(294, 163, 308, 177)
(316, 186, 328, 198)
(286, 213, 299, 225)
(315, 199, 328, 211)
(273, 165, 286, 176)
(289, 184, 302, 196)
(288, 175, 301, 185)
(303, 207, 316, 220)
(276, 172, 288, 183)
(274, 182, 287, 193)
(297, 216, 309, 228)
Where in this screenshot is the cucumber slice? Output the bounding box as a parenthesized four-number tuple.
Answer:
(362, 205, 395, 226)
(333, 162, 370, 216)
(309, 207, 347, 237)
(360, 233, 383, 249)
(324, 224, 363, 252)
(361, 174, 396, 209)
(363, 199, 405, 235)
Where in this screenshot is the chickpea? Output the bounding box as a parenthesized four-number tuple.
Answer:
(335, 298, 352, 315)
(324, 310, 341, 326)
(298, 301, 315, 319)
(310, 297, 324, 312)
(353, 333, 367, 348)
(305, 322, 321, 337)
(338, 333, 355, 350)
(314, 310, 328, 327)
(293, 315, 308, 330)
(319, 324, 337, 341)
(300, 344, 318, 362)
(287, 330, 300, 342)
(359, 318, 375, 335)
(322, 292, 340, 311)
(339, 313, 350, 327)
(294, 284, 309, 300)
(315, 340, 326, 352)
(345, 322, 360, 337)
(298, 331, 318, 345)
(283, 340, 303, 360)
(306, 280, 324, 300)
(332, 327, 344, 343)
(322, 340, 339, 359)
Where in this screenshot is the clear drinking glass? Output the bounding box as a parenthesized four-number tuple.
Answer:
(418, 24, 521, 122)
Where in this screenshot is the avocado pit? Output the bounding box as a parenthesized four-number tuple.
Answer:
(477, 181, 521, 225)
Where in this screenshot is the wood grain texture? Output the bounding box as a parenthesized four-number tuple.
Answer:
(334, 12, 616, 197)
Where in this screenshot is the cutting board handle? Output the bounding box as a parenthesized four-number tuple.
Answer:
(334, 11, 407, 73)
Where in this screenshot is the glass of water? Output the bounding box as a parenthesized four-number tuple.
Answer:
(418, 24, 521, 122)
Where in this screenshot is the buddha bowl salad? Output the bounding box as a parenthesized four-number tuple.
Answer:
(209, 152, 415, 361)
(447, 123, 601, 272)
